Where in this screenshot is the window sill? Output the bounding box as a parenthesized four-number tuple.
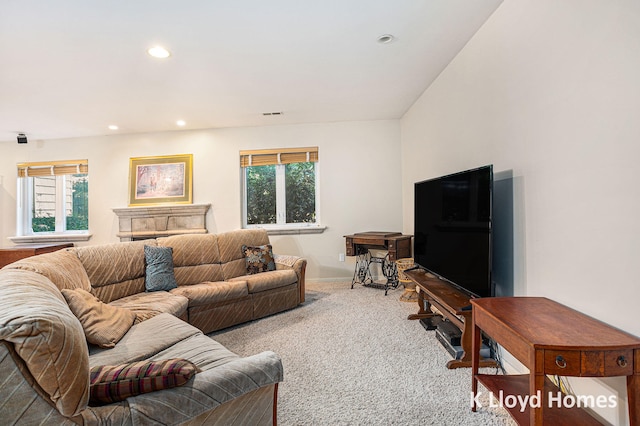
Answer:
(9, 233, 93, 244)
(246, 225, 327, 236)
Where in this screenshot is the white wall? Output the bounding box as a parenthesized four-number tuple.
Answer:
(0, 119, 403, 282)
(401, 1, 640, 424)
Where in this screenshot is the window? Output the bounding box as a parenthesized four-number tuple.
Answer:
(14, 160, 90, 242)
(241, 147, 322, 233)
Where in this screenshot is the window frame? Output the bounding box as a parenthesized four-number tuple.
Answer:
(241, 148, 324, 235)
(12, 161, 91, 243)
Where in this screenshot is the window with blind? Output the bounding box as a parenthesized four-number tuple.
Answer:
(16, 160, 89, 237)
(240, 147, 320, 230)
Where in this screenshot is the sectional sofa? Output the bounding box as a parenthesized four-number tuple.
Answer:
(0, 228, 306, 425)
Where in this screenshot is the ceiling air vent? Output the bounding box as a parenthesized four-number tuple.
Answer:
(262, 111, 283, 116)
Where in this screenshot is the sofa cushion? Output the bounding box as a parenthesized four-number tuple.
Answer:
(149, 333, 239, 371)
(230, 269, 298, 293)
(144, 245, 178, 292)
(61, 288, 136, 348)
(242, 244, 276, 274)
(3, 248, 92, 292)
(170, 281, 248, 307)
(217, 229, 270, 262)
(89, 358, 200, 404)
(109, 291, 189, 323)
(0, 269, 90, 417)
(157, 234, 225, 285)
(76, 240, 155, 303)
(125, 351, 282, 426)
(157, 234, 221, 265)
(88, 313, 203, 368)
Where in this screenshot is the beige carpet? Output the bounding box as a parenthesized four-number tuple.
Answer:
(210, 281, 515, 425)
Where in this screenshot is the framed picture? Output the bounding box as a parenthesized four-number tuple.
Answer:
(128, 154, 193, 206)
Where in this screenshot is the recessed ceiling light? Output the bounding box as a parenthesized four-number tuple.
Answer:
(148, 46, 171, 58)
(176, 120, 186, 127)
(108, 125, 119, 130)
(377, 34, 395, 44)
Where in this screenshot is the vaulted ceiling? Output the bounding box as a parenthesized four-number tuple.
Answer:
(0, 0, 502, 142)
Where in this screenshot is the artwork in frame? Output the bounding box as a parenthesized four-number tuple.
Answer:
(128, 154, 193, 206)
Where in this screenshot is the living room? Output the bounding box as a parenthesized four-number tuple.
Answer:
(1, 1, 639, 425)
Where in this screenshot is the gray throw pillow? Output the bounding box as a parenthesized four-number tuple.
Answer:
(144, 245, 178, 292)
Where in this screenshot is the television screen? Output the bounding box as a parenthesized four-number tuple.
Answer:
(413, 165, 493, 298)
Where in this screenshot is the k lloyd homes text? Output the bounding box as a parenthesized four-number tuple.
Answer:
(471, 390, 618, 413)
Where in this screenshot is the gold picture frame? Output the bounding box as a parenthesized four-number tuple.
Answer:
(128, 154, 193, 206)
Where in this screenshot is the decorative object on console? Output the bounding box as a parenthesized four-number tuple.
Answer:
(242, 244, 276, 274)
(144, 245, 178, 291)
(89, 358, 200, 404)
(61, 288, 136, 348)
(128, 154, 193, 206)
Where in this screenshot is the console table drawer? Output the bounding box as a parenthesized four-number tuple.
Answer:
(604, 350, 633, 376)
(544, 350, 581, 375)
(545, 349, 634, 376)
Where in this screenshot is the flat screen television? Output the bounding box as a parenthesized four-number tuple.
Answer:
(413, 165, 493, 298)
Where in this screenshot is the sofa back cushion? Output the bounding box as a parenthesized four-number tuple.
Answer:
(217, 229, 271, 280)
(76, 240, 155, 303)
(3, 248, 91, 292)
(157, 234, 224, 285)
(0, 268, 90, 417)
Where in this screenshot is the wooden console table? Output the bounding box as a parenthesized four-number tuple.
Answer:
(471, 297, 640, 425)
(344, 232, 412, 295)
(0, 243, 74, 268)
(405, 267, 496, 369)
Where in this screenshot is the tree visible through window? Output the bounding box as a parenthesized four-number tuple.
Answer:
(246, 165, 276, 225)
(242, 148, 318, 228)
(285, 162, 316, 223)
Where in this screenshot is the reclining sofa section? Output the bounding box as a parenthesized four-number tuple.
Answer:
(0, 228, 306, 425)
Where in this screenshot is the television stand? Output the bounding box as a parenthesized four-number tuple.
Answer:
(405, 268, 497, 369)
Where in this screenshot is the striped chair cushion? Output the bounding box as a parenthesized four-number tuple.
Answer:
(89, 358, 200, 404)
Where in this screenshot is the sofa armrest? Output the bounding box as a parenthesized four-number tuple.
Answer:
(125, 351, 283, 425)
(274, 254, 307, 303)
(0, 342, 79, 426)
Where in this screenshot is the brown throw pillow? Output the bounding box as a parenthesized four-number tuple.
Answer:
(89, 358, 200, 404)
(61, 288, 136, 348)
(242, 244, 276, 274)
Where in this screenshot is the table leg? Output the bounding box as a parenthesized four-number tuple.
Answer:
(447, 312, 497, 369)
(628, 372, 639, 425)
(472, 321, 481, 412)
(380, 254, 399, 295)
(351, 252, 372, 288)
(407, 288, 436, 321)
(531, 370, 545, 425)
